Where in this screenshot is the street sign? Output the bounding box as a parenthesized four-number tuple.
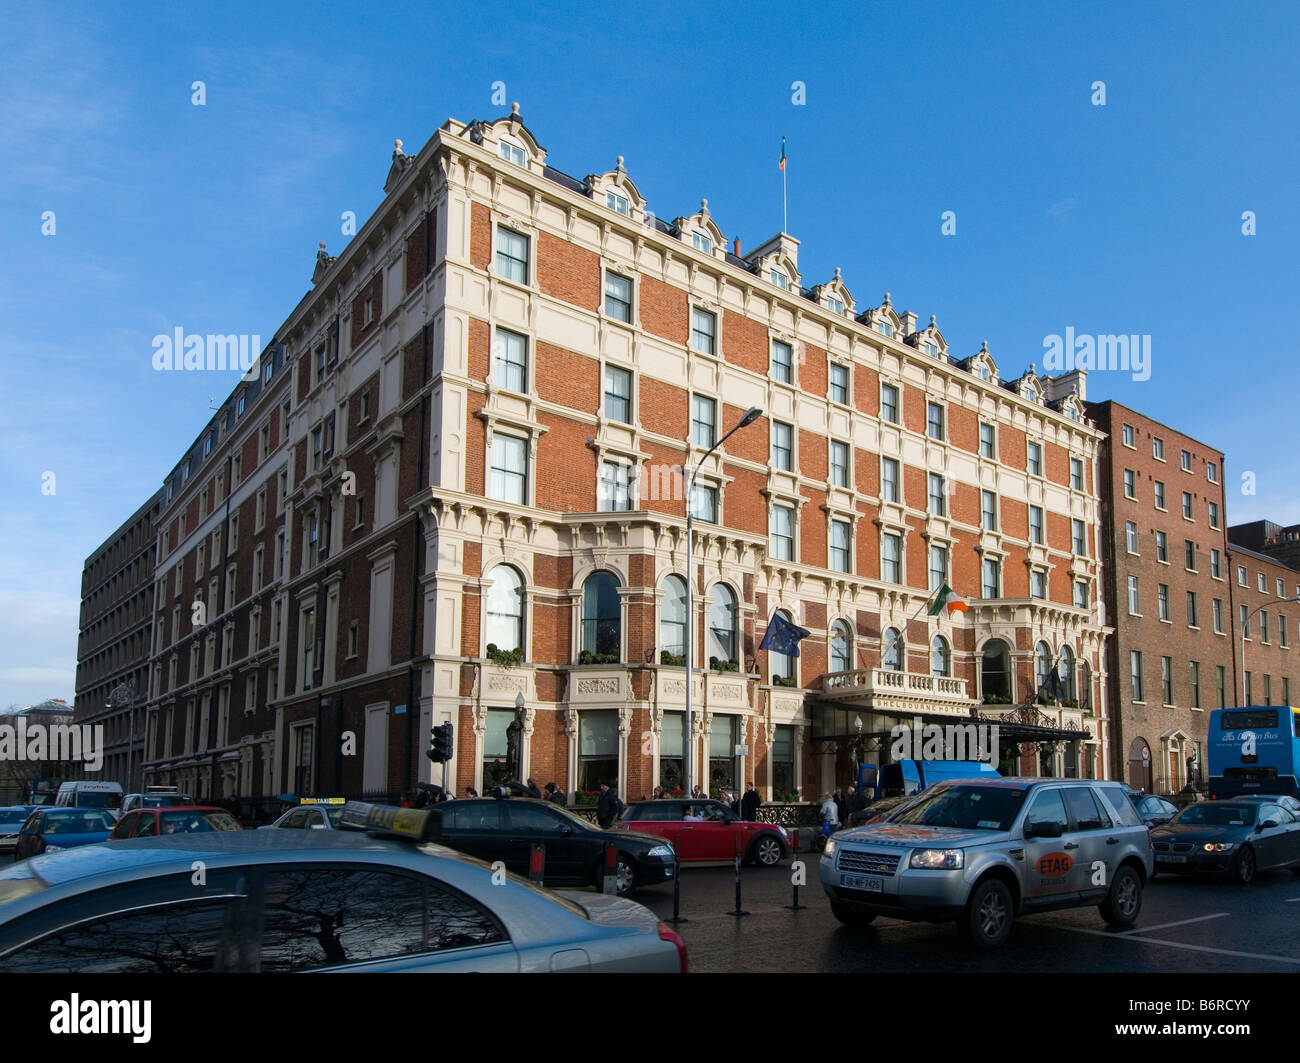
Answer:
(734, 744, 749, 756)
(1141, 746, 1150, 763)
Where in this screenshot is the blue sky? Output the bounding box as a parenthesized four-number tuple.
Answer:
(1, 0, 1297, 707)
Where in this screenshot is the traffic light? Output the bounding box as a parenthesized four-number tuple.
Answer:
(427, 722, 454, 763)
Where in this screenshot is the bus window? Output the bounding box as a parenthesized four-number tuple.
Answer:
(1221, 709, 1279, 729)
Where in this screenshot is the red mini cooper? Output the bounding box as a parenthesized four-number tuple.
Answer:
(615, 800, 789, 866)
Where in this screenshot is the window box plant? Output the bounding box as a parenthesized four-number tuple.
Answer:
(659, 651, 685, 667)
(485, 643, 524, 667)
(578, 650, 620, 665)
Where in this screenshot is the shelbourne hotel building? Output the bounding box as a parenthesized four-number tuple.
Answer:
(129, 106, 1115, 804)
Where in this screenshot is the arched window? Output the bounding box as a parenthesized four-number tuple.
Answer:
(707, 584, 737, 666)
(1058, 645, 1076, 703)
(830, 620, 851, 672)
(659, 575, 687, 662)
(882, 628, 903, 671)
(770, 610, 796, 683)
(1035, 641, 1053, 696)
(981, 639, 1012, 702)
(931, 635, 950, 677)
(1080, 660, 1092, 712)
(581, 571, 621, 659)
(485, 565, 524, 653)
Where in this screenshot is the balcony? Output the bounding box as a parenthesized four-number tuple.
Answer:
(819, 668, 972, 717)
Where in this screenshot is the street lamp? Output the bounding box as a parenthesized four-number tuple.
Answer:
(1241, 595, 1300, 704)
(683, 406, 762, 802)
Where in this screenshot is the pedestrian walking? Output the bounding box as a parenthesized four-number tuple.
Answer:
(596, 781, 622, 827)
(741, 781, 760, 821)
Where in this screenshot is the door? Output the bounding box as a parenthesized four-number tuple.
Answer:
(680, 801, 735, 860)
(362, 705, 388, 793)
(1061, 786, 1115, 898)
(1254, 804, 1294, 868)
(1019, 788, 1081, 903)
(503, 803, 588, 883)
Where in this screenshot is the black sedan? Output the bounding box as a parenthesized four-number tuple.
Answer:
(421, 797, 675, 897)
(1150, 800, 1300, 883)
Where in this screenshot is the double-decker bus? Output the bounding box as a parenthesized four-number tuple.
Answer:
(1207, 706, 1300, 799)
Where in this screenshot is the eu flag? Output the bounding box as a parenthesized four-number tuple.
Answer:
(759, 611, 812, 657)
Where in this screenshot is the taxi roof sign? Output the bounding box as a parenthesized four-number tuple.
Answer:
(277, 794, 347, 806)
(338, 801, 438, 842)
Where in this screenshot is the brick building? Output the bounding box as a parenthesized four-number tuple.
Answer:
(1225, 528, 1300, 717)
(127, 107, 1117, 804)
(1086, 401, 1231, 792)
(73, 489, 164, 788)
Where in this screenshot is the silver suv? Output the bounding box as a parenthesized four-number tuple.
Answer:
(819, 778, 1153, 949)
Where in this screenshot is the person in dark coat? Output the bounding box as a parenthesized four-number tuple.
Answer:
(848, 785, 867, 816)
(740, 781, 760, 821)
(525, 777, 542, 799)
(544, 782, 566, 806)
(596, 782, 620, 827)
(834, 788, 848, 828)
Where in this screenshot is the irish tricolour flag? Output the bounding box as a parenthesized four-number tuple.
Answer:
(928, 583, 968, 616)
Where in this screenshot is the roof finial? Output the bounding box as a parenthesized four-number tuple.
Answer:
(929, 314, 937, 328)
(394, 138, 403, 153)
(883, 291, 891, 305)
(980, 339, 988, 353)
(1030, 362, 1037, 376)
(616, 155, 625, 171)
(319, 240, 327, 251)
(833, 266, 842, 280)
(511, 101, 520, 116)
(700, 197, 709, 213)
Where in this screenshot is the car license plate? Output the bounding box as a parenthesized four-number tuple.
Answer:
(841, 874, 883, 892)
(1157, 854, 1187, 864)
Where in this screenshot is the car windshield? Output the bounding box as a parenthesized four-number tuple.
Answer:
(889, 785, 1027, 832)
(533, 801, 596, 830)
(42, 811, 113, 834)
(0, 809, 29, 825)
(141, 795, 187, 807)
(158, 811, 241, 833)
(1176, 804, 1257, 827)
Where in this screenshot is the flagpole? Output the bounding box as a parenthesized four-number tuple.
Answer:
(875, 585, 944, 673)
(782, 163, 787, 234)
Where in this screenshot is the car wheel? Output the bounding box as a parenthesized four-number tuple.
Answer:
(830, 901, 876, 927)
(962, 878, 1014, 950)
(614, 856, 638, 897)
(751, 835, 783, 867)
(1234, 846, 1256, 884)
(1099, 864, 1143, 927)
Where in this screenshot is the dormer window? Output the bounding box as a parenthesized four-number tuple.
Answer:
(770, 269, 789, 289)
(1065, 405, 1079, 421)
(924, 342, 938, 357)
(827, 297, 844, 315)
(975, 365, 990, 381)
(204, 434, 213, 457)
(876, 322, 894, 338)
(236, 393, 246, 416)
(499, 140, 526, 167)
(605, 190, 629, 215)
(692, 232, 713, 254)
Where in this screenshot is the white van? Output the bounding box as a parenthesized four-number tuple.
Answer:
(54, 781, 124, 819)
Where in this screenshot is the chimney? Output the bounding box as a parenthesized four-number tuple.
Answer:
(733, 238, 741, 257)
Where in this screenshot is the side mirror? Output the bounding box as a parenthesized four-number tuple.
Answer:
(560, 827, 573, 836)
(1026, 820, 1064, 839)
(1259, 820, 1277, 831)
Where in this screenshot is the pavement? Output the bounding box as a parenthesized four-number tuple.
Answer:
(633, 853, 1300, 973)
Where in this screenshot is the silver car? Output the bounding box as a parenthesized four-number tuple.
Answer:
(0, 808, 34, 857)
(819, 778, 1153, 949)
(0, 830, 687, 972)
